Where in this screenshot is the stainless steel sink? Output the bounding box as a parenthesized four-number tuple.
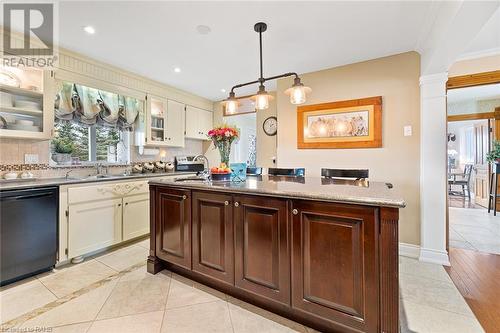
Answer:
(82, 174, 115, 180)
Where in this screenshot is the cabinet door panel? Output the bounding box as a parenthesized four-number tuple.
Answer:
(155, 187, 191, 269)
(185, 106, 199, 139)
(234, 195, 289, 304)
(123, 193, 149, 241)
(291, 201, 378, 332)
(192, 191, 234, 285)
(68, 198, 122, 258)
(166, 100, 185, 147)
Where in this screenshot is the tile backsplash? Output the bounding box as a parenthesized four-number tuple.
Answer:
(0, 138, 205, 178)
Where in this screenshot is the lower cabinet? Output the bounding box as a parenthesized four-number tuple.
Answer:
(192, 191, 234, 285)
(68, 198, 123, 258)
(155, 187, 191, 270)
(233, 195, 290, 304)
(123, 193, 150, 241)
(291, 200, 379, 332)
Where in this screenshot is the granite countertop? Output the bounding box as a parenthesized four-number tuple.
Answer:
(0, 171, 194, 191)
(150, 175, 406, 208)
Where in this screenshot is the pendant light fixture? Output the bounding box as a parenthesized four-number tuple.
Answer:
(223, 22, 311, 112)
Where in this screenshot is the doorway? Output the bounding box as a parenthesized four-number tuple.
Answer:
(447, 83, 500, 255)
(222, 97, 257, 166)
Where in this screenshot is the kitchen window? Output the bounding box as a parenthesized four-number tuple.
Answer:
(53, 121, 129, 164)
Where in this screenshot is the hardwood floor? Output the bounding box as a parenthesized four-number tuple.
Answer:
(445, 248, 500, 333)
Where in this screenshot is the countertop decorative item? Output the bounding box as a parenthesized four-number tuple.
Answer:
(143, 162, 154, 173)
(4, 172, 18, 180)
(51, 137, 74, 165)
(263, 116, 277, 136)
(207, 125, 240, 167)
(297, 96, 382, 149)
(165, 162, 174, 172)
(154, 161, 166, 172)
(20, 171, 34, 179)
(132, 164, 143, 173)
(222, 22, 311, 114)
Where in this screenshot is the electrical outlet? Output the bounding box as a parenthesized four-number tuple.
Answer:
(24, 154, 39, 164)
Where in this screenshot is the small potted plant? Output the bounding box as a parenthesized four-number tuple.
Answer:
(486, 140, 500, 173)
(51, 137, 74, 165)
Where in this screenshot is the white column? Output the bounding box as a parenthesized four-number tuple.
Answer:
(419, 73, 450, 266)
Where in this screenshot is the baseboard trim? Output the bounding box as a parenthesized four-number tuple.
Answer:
(419, 247, 451, 266)
(399, 243, 420, 259)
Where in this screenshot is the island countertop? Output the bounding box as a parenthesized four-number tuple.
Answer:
(149, 175, 406, 208)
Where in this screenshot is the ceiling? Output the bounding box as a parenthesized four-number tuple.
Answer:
(463, 7, 500, 56)
(447, 83, 500, 103)
(53, 1, 437, 101)
(3, 1, 498, 101)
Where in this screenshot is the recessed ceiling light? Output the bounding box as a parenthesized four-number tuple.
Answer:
(174, 67, 181, 73)
(221, 89, 226, 93)
(83, 26, 95, 34)
(196, 25, 211, 35)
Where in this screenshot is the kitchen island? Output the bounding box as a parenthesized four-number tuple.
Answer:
(148, 175, 405, 333)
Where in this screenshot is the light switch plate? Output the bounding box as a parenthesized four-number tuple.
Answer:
(24, 154, 39, 164)
(404, 125, 412, 137)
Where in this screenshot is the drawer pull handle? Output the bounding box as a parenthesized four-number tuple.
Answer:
(224, 200, 229, 206)
(182, 195, 187, 200)
(292, 209, 298, 215)
(234, 202, 240, 207)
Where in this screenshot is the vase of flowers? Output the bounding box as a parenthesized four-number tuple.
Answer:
(207, 125, 239, 167)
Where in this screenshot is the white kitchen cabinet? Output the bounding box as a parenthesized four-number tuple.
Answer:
(0, 67, 55, 140)
(123, 193, 149, 241)
(68, 198, 123, 258)
(166, 100, 185, 147)
(145, 96, 185, 147)
(185, 105, 213, 140)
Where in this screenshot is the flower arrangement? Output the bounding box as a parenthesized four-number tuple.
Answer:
(208, 125, 240, 167)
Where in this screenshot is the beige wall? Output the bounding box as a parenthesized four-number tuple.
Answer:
(448, 54, 500, 77)
(276, 51, 421, 245)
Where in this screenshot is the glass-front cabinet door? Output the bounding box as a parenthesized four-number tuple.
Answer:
(0, 66, 54, 139)
(146, 95, 167, 146)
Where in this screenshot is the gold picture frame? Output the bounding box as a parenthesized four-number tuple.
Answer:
(297, 96, 382, 149)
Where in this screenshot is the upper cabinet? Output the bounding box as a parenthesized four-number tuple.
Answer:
(145, 95, 185, 147)
(0, 66, 55, 140)
(185, 105, 213, 140)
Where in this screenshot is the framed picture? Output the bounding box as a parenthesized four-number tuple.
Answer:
(297, 96, 382, 149)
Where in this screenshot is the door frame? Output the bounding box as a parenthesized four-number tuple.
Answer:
(446, 70, 500, 251)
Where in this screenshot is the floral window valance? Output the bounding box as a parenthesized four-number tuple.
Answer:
(54, 81, 143, 130)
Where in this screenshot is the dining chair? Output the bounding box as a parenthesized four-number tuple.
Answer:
(321, 168, 369, 180)
(448, 164, 473, 200)
(246, 167, 263, 175)
(268, 168, 305, 177)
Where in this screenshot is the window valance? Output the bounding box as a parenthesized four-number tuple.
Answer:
(54, 81, 143, 130)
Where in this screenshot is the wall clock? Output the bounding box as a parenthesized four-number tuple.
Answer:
(263, 116, 277, 136)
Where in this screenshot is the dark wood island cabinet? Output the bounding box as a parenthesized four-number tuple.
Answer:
(148, 176, 405, 333)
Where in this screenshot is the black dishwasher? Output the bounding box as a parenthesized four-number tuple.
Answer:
(1, 186, 58, 286)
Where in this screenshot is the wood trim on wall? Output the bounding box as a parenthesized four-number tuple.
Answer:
(447, 112, 495, 122)
(447, 70, 500, 89)
(297, 96, 382, 149)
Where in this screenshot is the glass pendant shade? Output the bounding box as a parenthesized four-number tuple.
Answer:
(223, 92, 239, 114)
(285, 78, 312, 105)
(251, 86, 273, 111)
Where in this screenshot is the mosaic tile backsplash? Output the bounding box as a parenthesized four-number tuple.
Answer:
(0, 138, 205, 179)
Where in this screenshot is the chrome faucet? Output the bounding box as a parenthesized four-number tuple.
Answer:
(65, 169, 75, 180)
(95, 163, 108, 176)
(193, 155, 210, 178)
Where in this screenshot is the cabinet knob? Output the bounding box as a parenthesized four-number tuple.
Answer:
(118, 203, 122, 207)
(234, 202, 240, 207)
(292, 209, 298, 215)
(125, 202, 128, 206)
(224, 200, 230, 206)
(182, 195, 187, 200)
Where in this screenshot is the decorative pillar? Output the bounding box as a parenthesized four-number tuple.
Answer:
(419, 73, 450, 266)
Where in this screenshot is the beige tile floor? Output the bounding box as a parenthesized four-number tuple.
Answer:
(449, 207, 500, 254)
(0, 238, 485, 333)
